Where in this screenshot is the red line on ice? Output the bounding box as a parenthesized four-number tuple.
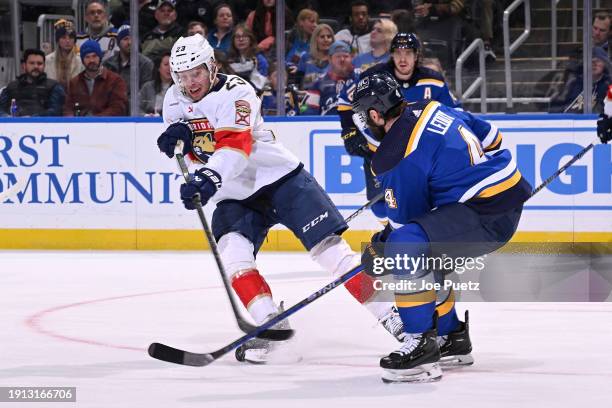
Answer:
(24, 286, 216, 352)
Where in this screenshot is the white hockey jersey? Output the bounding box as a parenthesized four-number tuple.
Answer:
(163, 74, 301, 202)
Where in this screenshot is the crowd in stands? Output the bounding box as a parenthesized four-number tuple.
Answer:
(0, 0, 611, 117)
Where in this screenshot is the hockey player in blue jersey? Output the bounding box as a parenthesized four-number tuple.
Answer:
(352, 71, 531, 383)
(337, 32, 461, 221)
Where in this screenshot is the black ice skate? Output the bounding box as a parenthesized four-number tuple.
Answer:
(380, 325, 442, 383)
(438, 310, 474, 368)
(235, 302, 293, 364)
(379, 306, 405, 342)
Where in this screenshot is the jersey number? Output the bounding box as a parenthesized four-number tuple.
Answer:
(225, 77, 246, 90)
(385, 189, 398, 209)
(458, 126, 486, 165)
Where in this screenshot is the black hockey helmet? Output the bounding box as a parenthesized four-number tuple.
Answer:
(390, 32, 421, 53)
(352, 71, 404, 117)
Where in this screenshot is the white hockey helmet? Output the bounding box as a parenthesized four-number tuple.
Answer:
(170, 34, 217, 98)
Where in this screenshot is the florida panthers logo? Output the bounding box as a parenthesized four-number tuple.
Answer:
(186, 118, 216, 164)
(235, 100, 251, 126)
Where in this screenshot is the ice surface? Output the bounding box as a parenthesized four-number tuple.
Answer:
(1, 251, 611, 408)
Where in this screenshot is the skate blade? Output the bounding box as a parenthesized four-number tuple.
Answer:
(439, 353, 474, 369)
(241, 349, 269, 364)
(241, 347, 303, 365)
(381, 363, 443, 383)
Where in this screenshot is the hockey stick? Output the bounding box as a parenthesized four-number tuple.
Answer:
(149, 142, 596, 367)
(148, 193, 384, 366)
(529, 143, 594, 197)
(148, 263, 365, 366)
(174, 141, 293, 342)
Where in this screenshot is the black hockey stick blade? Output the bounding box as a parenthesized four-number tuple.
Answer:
(148, 342, 216, 367)
(148, 264, 365, 367)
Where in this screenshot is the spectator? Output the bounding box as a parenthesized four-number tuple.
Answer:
(138, 0, 159, 39)
(391, 8, 416, 33)
(139, 51, 173, 115)
(262, 62, 300, 115)
(207, 3, 235, 52)
(296, 23, 334, 89)
(64, 40, 127, 116)
(413, 0, 465, 64)
(371, 1, 413, 16)
(246, 0, 295, 56)
(175, 0, 217, 28)
(187, 20, 208, 37)
(104, 25, 154, 113)
(550, 46, 611, 114)
(109, 0, 129, 28)
(352, 19, 397, 74)
(421, 56, 445, 76)
(141, 0, 185, 62)
(593, 12, 611, 54)
(76, 0, 118, 62)
(0, 49, 65, 117)
(227, 24, 269, 92)
(213, 49, 236, 75)
(335, 0, 373, 56)
(464, 0, 496, 62)
(303, 41, 355, 115)
(286, 8, 318, 66)
(45, 19, 84, 92)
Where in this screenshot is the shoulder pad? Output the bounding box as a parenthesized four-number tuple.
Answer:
(414, 67, 446, 87)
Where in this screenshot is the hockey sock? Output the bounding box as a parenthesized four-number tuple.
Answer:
(395, 289, 436, 333)
(436, 288, 460, 336)
(344, 271, 376, 303)
(231, 269, 276, 325)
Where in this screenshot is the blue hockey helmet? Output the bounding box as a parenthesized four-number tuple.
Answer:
(390, 32, 421, 53)
(352, 71, 404, 117)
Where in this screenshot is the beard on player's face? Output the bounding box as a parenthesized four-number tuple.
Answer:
(366, 112, 387, 141)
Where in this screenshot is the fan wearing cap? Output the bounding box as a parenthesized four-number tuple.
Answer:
(303, 41, 357, 115)
(336, 32, 462, 221)
(141, 0, 185, 63)
(45, 19, 84, 92)
(63, 39, 127, 116)
(550, 46, 612, 114)
(76, 0, 118, 63)
(104, 24, 154, 113)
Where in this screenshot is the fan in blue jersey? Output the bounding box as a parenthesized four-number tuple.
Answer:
(353, 71, 531, 383)
(337, 32, 461, 221)
(303, 41, 357, 115)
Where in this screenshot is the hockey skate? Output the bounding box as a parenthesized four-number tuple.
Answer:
(437, 310, 474, 368)
(380, 326, 442, 383)
(379, 306, 405, 342)
(235, 302, 294, 364)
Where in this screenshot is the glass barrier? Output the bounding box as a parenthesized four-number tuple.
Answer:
(0, 0, 609, 117)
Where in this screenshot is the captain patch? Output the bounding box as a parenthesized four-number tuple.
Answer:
(235, 100, 251, 126)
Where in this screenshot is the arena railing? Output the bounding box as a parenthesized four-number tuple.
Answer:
(455, 38, 487, 113)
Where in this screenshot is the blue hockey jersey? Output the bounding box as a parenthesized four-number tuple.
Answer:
(371, 101, 532, 225)
(338, 62, 461, 152)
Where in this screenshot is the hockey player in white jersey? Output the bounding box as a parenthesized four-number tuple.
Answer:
(156, 34, 403, 363)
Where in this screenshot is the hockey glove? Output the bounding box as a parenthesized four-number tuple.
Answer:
(361, 223, 393, 277)
(157, 121, 193, 158)
(597, 115, 612, 144)
(180, 168, 222, 209)
(341, 127, 373, 159)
